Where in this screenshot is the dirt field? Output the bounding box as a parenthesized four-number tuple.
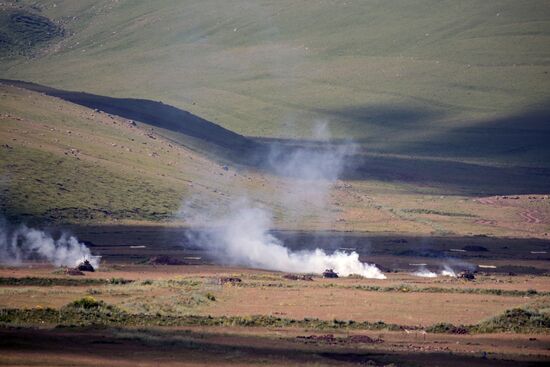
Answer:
(201, 286, 527, 326)
(1, 225, 549, 366)
(0, 265, 533, 326)
(1, 260, 550, 366)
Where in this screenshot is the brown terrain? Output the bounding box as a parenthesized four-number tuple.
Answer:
(1, 326, 549, 367)
(1, 244, 549, 367)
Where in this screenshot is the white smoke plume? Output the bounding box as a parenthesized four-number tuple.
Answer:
(0, 217, 99, 268)
(440, 265, 457, 277)
(181, 122, 385, 279)
(412, 264, 460, 278)
(268, 123, 354, 181)
(412, 266, 437, 278)
(266, 122, 357, 216)
(185, 199, 385, 278)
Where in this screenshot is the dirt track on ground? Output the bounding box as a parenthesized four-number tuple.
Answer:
(519, 210, 542, 224)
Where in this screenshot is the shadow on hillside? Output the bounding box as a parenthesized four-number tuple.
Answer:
(316, 104, 446, 128)
(319, 104, 550, 162)
(431, 108, 550, 161)
(3, 79, 549, 196)
(0, 79, 256, 156)
(257, 136, 550, 195)
(347, 154, 550, 195)
(259, 103, 550, 195)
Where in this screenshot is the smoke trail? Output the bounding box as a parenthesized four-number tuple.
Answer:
(0, 217, 98, 268)
(266, 122, 356, 217)
(185, 199, 385, 278)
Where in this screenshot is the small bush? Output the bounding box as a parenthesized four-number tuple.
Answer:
(427, 322, 469, 334)
(0, 277, 105, 286)
(473, 308, 550, 333)
(0, 277, 134, 287)
(109, 278, 132, 285)
(67, 296, 103, 309)
(206, 293, 216, 301)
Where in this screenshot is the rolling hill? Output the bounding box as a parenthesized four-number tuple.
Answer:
(1, 0, 549, 167)
(1, 82, 549, 239)
(0, 82, 252, 224)
(0, 1, 549, 238)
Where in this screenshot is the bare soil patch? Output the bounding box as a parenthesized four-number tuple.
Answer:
(201, 285, 527, 326)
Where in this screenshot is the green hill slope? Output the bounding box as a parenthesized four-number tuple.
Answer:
(0, 83, 259, 224)
(2, 83, 549, 239)
(1, 1, 549, 237)
(1, 0, 549, 167)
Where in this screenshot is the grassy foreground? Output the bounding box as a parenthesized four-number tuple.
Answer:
(1, 295, 549, 335)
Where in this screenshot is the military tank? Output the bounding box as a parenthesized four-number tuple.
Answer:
(322, 269, 338, 278)
(76, 259, 95, 272)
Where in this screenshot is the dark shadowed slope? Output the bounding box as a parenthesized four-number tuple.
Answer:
(0, 8, 64, 57)
(317, 104, 550, 167)
(0, 79, 256, 155)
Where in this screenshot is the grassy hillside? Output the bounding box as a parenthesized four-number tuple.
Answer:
(0, 83, 258, 224)
(1, 83, 549, 238)
(1, 0, 549, 167)
(1, 1, 549, 237)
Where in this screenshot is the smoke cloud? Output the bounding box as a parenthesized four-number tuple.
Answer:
(186, 199, 385, 278)
(266, 122, 356, 216)
(181, 122, 385, 279)
(412, 266, 437, 278)
(0, 217, 98, 268)
(440, 264, 457, 277)
(411, 264, 459, 278)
